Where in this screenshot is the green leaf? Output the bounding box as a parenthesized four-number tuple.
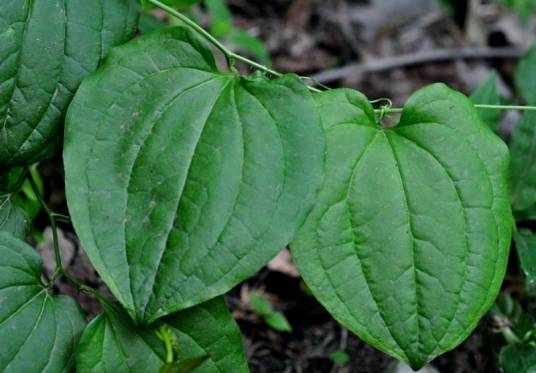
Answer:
(76, 297, 248, 373)
(516, 42, 536, 104)
(514, 229, 536, 295)
(510, 111, 536, 211)
(64, 27, 325, 323)
(265, 312, 292, 332)
(204, 0, 233, 38)
(250, 292, 292, 332)
(0, 232, 86, 372)
(515, 203, 536, 221)
(0, 196, 28, 239)
(499, 344, 536, 373)
(0, 167, 26, 194)
(0, 0, 140, 168)
(291, 84, 513, 369)
(329, 351, 350, 365)
(231, 31, 271, 65)
(470, 72, 501, 131)
(250, 293, 273, 316)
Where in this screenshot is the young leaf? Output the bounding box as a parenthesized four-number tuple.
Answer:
(0, 232, 86, 372)
(510, 111, 536, 211)
(291, 84, 513, 369)
(513, 229, 536, 295)
(250, 292, 292, 332)
(76, 297, 248, 373)
(0, 0, 140, 168)
(515, 42, 536, 104)
(0, 196, 28, 239)
(64, 27, 325, 323)
(470, 72, 501, 131)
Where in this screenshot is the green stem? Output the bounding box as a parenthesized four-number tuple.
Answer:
(145, 0, 322, 92)
(374, 104, 536, 115)
(27, 168, 105, 299)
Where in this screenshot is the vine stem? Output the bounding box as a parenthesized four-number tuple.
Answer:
(374, 104, 536, 115)
(145, 0, 322, 92)
(26, 169, 104, 300)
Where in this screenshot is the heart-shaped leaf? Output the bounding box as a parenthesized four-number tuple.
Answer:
(0, 0, 140, 168)
(64, 27, 325, 323)
(291, 84, 513, 369)
(0, 196, 28, 239)
(0, 232, 86, 372)
(76, 297, 248, 373)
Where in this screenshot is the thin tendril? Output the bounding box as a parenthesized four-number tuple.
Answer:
(145, 0, 322, 93)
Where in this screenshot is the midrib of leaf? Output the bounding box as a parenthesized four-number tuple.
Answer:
(131, 76, 234, 319)
(390, 128, 470, 352)
(384, 131, 422, 362)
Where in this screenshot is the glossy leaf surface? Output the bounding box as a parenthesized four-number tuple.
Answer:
(0, 0, 140, 168)
(292, 84, 513, 369)
(64, 27, 325, 323)
(0, 232, 86, 372)
(510, 111, 536, 211)
(76, 297, 248, 373)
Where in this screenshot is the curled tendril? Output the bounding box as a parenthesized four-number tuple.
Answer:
(370, 98, 393, 122)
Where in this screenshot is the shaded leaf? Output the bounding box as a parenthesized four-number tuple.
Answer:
(64, 27, 325, 323)
(516, 42, 536, 104)
(0, 232, 86, 372)
(0, 167, 26, 194)
(499, 344, 536, 373)
(514, 229, 536, 295)
(510, 111, 536, 211)
(0, 196, 28, 239)
(0, 0, 140, 168)
(76, 297, 248, 373)
(292, 85, 513, 369)
(470, 72, 501, 131)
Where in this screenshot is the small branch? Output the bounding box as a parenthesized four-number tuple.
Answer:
(27, 168, 105, 299)
(312, 46, 525, 83)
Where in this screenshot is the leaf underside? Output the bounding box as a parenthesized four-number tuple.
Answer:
(0, 0, 140, 168)
(64, 27, 325, 323)
(291, 85, 513, 369)
(0, 232, 86, 373)
(76, 297, 248, 373)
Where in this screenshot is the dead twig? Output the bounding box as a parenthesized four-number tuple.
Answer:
(311, 46, 524, 83)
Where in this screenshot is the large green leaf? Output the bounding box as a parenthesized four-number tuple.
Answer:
(516, 42, 536, 104)
(76, 297, 248, 373)
(513, 229, 536, 295)
(64, 27, 325, 323)
(470, 72, 501, 131)
(291, 84, 513, 369)
(0, 0, 140, 168)
(0, 196, 28, 239)
(510, 111, 536, 211)
(0, 232, 86, 372)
